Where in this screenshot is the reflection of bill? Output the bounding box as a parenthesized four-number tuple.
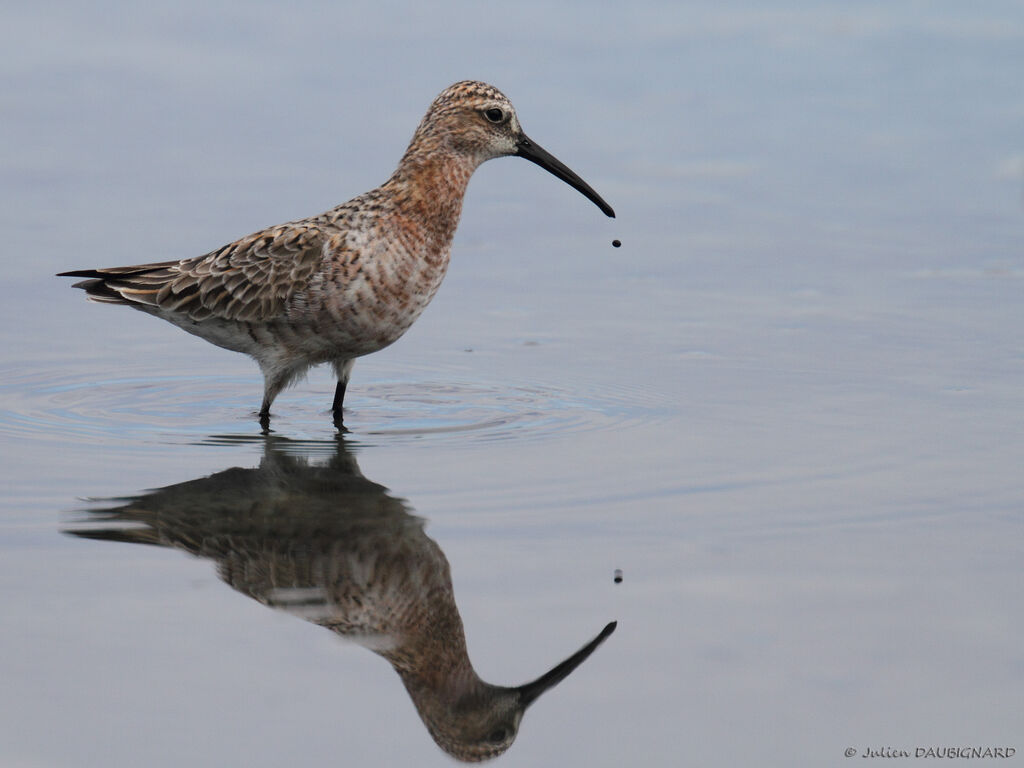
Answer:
(66, 437, 615, 762)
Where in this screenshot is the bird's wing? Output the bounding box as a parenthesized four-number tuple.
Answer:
(61, 224, 325, 322)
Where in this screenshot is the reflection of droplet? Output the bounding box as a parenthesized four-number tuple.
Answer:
(613, 569, 623, 583)
(612, 239, 621, 248)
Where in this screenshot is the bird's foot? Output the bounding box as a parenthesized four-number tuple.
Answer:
(332, 409, 348, 433)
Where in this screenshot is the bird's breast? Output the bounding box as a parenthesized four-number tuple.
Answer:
(290, 231, 453, 358)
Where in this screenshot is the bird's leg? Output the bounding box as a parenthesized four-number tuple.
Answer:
(332, 380, 347, 430)
(331, 359, 355, 431)
(258, 392, 274, 432)
(257, 362, 302, 431)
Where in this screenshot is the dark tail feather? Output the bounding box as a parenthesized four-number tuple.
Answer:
(58, 262, 179, 306)
(58, 262, 178, 279)
(59, 274, 131, 304)
(65, 527, 164, 546)
(57, 269, 111, 279)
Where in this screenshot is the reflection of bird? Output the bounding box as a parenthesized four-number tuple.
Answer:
(58, 81, 614, 430)
(66, 438, 615, 761)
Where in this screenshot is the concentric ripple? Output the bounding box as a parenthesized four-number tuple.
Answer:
(0, 364, 671, 447)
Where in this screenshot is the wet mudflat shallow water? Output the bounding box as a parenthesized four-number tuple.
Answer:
(2, 2, 1023, 766)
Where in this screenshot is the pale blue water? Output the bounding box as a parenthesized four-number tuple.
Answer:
(2, 2, 1023, 766)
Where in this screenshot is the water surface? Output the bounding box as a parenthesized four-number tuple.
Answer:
(2, 2, 1023, 766)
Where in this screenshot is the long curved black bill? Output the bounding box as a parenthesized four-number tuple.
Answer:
(516, 135, 616, 218)
(517, 621, 617, 709)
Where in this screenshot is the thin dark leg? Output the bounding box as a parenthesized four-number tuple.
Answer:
(258, 392, 272, 432)
(258, 365, 296, 433)
(332, 379, 347, 431)
(330, 359, 354, 432)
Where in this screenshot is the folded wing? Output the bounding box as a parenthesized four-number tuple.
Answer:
(59, 224, 324, 323)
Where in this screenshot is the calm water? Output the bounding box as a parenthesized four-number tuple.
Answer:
(2, 2, 1023, 766)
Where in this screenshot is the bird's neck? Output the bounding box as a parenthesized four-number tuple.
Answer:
(383, 140, 480, 259)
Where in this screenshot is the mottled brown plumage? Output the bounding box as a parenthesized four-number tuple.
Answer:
(65, 437, 616, 761)
(59, 81, 614, 429)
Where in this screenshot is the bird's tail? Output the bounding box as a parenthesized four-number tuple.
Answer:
(58, 263, 179, 307)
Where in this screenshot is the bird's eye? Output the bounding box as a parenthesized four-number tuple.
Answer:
(486, 728, 508, 743)
(484, 108, 504, 123)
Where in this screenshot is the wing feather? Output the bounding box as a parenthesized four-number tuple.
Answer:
(62, 224, 325, 322)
